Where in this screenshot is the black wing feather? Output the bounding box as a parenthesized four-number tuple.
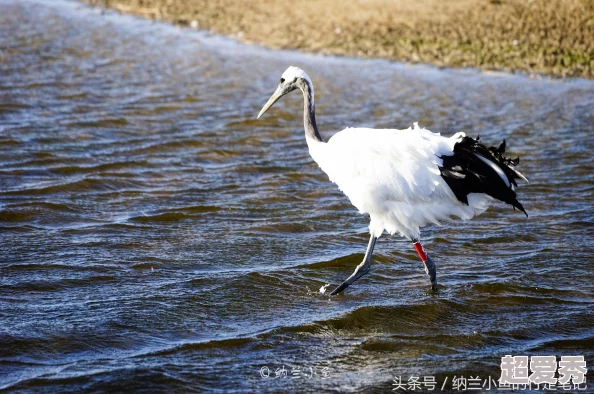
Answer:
(439, 136, 528, 216)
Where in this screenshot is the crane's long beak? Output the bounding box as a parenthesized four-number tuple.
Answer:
(257, 85, 285, 119)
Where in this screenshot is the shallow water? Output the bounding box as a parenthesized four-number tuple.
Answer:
(1, 1, 593, 392)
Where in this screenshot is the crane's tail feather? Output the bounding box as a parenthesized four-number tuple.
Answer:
(439, 136, 528, 216)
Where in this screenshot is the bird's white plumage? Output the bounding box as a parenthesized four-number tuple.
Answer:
(282, 66, 313, 86)
(306, 123, 493, 240)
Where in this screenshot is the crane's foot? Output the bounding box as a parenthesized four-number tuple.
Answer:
(330, 235, 377, 296)
(423, 255, 438, 292)
(413, 241, 438, 292)
(329, 259, 370, 295)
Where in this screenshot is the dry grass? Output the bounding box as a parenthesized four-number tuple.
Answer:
(85, 0, 594, 78)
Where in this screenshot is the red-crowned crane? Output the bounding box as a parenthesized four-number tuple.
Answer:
(257, 66, 528, 295)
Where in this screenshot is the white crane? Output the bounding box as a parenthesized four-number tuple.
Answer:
(257, 66, 528, 295)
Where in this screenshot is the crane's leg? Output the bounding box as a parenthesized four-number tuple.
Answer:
(330, 235, 377, 296)
(412, 240, 437, 292)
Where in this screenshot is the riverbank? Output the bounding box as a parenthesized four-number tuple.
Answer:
(83, 0, 593, 78)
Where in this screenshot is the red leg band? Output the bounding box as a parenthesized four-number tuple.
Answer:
(413, 242, 428, 262)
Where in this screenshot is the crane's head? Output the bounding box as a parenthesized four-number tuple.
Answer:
(257, 66, 312, 119)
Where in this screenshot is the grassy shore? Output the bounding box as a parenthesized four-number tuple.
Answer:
(85, 0, 594, 78)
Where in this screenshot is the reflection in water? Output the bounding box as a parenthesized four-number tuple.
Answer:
(0, 0, 593, 392)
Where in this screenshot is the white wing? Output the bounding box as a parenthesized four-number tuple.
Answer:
(306, 123, 491, 239)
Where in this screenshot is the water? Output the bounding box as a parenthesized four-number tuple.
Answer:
(1, 1, 593, 392)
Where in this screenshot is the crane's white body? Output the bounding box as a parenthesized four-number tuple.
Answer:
(306, 123, 493, 240)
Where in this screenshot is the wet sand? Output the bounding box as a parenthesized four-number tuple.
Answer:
(84, 0, 593, 78)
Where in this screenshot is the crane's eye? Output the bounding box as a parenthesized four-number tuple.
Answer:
(280, 78, 285, 83)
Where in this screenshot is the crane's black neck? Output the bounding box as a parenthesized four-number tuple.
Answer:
(298, 78, 324, 142)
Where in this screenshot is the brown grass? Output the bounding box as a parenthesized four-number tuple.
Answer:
(85, 0, 594, 78)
